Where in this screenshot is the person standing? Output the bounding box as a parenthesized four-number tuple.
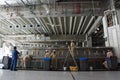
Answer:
(106, 50, 113, 58)
(103, 50, 113, 69)
(10, 46, 19, 71)
(22, 51, 32, 69)
(44, 50, 51, 58)
(50, 50, 57, 70)
(69, 40, 76, 57)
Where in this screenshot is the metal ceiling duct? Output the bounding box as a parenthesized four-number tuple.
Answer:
(0, 0, 111, 45)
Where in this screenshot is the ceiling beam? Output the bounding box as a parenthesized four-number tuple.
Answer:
(0, 20, 9, 27)
(58, 17, 63, 35)
(3, 39, 22, 44)
(21, 0, 49, 34)
(83, 16, 95, 34)
(52, 17, 59, 34)
(11, 19, 29, 34)
(26, 18, 33, 25)
(5, 19, 17, 26)
(0, 25, 11, 34)
(0, 34, 22, 44)
(0, 14, 20, 34)
(72, 16, 77, 35)
(20, 16, 30, 25)
(38, 17, 49, 33)
(0, 13, 102, 19)
(5, 34, 35, 37)
(1, 0, 32, 33)
(69, 16, 73, 34)
(20, 0, 43, 36)
(41, 17, 52, 34)
(0, 21, 18, 35)
(87, 16, 102, 36)
(17, 18, 32, 34)
(50, 35, 85, 41)
(11, 19, 20, 25)
(15, 19, 25, 25)
(64, 16, 67, 35)
(28, 19, 42, 34)
(20, 29, 29, 34)
(25, 18, 40, 34)
(33, 18, 43, 34)
(22, 25, 32, 34)
(48, 17, 56, 34)
(76, 16, 84, 35)
(79, 16, 88, 34)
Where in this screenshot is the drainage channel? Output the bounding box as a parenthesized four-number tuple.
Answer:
(70, 72, 76, 80)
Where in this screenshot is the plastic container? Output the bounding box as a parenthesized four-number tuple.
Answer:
(42, 58, 51, 71)
(42, 58, 51, 61)
(79, 57, 88, 71)
(69, 66, 78, 72)
(79, 57, 88, 61)
(63, 67, 67, 71)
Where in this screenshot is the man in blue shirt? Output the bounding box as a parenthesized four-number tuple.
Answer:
(10, 46, 19, 71)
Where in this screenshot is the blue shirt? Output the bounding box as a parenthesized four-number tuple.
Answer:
(12, 50, 19, 60)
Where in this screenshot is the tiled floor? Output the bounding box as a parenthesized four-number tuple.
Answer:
(0, 69, 120, 80)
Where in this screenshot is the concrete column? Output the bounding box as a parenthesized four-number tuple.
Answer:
(82, 42, 85, 47)
(103, 10, 120, 62)
(102, 16, 110, 46)
(0, 38, 3, 48)
(85, 34, 88, 47)
(110, 0, 115, 9)
(84, 34, 92, 47)
(87, 36, 92, 47)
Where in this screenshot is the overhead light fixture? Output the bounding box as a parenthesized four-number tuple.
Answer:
(46, 10, 50, 14)
(96, 28, 100, 30)
(10, 26, 12, 28)
(16, 25, 19, 28)
(51, 24, 54, 28)
(23, 25, 26, 27)
(95, 31, 97, 33)
(30, 25, 33, 27)
(37, 25, 40, 27)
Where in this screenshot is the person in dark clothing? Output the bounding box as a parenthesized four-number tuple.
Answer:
(10, 46, 19, 71)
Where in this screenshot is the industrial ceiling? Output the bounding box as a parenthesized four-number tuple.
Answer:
(0, 0, 109, 46)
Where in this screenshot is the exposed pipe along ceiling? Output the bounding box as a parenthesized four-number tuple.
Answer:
(0, 0, 108, 48)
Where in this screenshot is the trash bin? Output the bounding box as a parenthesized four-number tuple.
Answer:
(110, 56, 118, 70)
(42, 58, 51, 71)
(2, 56, 11, 69)
(105, 57, 111, 69)
(79, 57, 88, 71)
(105, 57, 118, 70)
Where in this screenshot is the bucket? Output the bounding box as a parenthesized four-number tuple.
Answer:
(69, 66, 78, 72)
(63, 67, 67, 71)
